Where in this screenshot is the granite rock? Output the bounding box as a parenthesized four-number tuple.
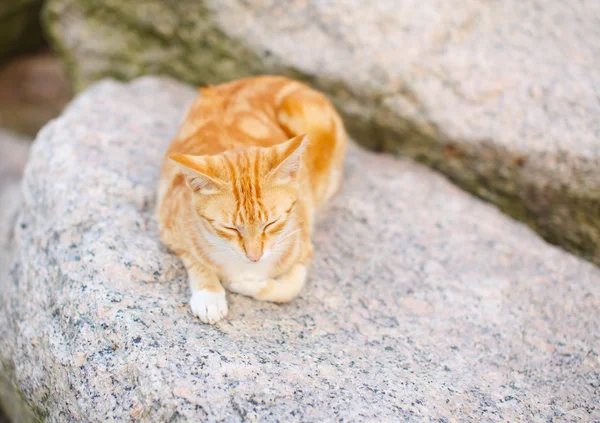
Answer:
(43, 0, 600, 265)
(0, 129, 30, 255)
(0, 129, 35, 423)
(1, 78, 599, 422)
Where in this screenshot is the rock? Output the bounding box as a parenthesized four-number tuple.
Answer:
(0, 0, 45, 63)
(0, 129, 30, 254)
(0, 51, 73, 136)
(0, 129, 35, 423)
(1, 77, 599, 422)
(43, 0, 600, 265)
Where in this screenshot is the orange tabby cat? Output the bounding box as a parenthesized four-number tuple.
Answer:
(157, 76, 346, 324)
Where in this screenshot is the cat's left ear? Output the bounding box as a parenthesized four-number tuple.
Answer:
(267, 134, 309, 185)
(169, 154, 225, 194)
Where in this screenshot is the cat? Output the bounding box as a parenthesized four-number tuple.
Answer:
(157, 76, 347, 324)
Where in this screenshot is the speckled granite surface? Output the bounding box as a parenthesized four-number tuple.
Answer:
(0, 129, 30, 252)
(44, 0, 600, 264)
(0, 129, 34, 423)
(1, 78, 599, 422)
(0, 128, 30, 281)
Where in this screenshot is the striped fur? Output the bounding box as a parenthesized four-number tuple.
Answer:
(157, 76, 346, 324)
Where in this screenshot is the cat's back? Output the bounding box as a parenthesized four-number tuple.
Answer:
(160, 75, 346, 210)
(166, 76, 301, 157)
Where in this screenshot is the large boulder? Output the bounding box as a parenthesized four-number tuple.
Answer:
(0, 0, 45, 63)
(1, 77, 599, 422)
(0, 129, 30, 260)
(43, 0, 600, 265)
(0, 129, 34, 423)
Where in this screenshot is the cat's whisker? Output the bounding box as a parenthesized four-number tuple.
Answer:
(276, 228, 303, 244)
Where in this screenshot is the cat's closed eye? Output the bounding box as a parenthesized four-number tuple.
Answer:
(221, 225, 240, 234)
(264, 218, 280, 231)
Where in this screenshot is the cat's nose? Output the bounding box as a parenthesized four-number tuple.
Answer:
(244, 238, 263, 262)
(246, 252, 262, 262)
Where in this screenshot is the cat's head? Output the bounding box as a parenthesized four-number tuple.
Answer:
(169, 134, 308, 264)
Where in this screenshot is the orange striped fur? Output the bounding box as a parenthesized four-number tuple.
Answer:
(157, 76, 346, 323)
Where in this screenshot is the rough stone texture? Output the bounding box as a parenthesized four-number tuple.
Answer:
(1, 77, 599, 422)
(0, 129, 30, 259)
(0, 51, 73, 136)
(0, 0, 46, 64)
(0, 129, 35, 423)
(43, 0, 600, 265)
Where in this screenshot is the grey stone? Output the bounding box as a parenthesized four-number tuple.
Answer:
(0, 129, 35, 423)
(1, 77, 599, 422)
(0, 128, 30, 255)
(43, 0, 600, 265)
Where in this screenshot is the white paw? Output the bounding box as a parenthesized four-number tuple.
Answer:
(189, 290, 228, 324)
(226, 279, 267, 297)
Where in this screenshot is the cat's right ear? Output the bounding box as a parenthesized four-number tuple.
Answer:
(169, 155, 224, 195)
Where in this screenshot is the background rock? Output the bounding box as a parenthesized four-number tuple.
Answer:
(0, 51, 72, 135)
(1, 77, 598, 422)
(43, 0, 600, 265)
(0, 0, 46, 64)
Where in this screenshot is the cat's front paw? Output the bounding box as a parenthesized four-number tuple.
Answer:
(226, 279, 268, 297)
(189, 290, 228, 324)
